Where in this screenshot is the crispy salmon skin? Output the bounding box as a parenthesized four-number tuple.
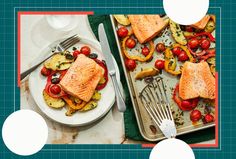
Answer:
(60, 54, 103, 102)
(179, 62, 215, 100)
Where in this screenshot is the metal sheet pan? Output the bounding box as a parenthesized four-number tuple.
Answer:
(110, 15, 215, 142)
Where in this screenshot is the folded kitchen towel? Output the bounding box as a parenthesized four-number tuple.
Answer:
(88, 15, 215, 143)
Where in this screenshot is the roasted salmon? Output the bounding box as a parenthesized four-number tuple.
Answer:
(128, 15, 166, 44)
(60, 54, 104, 102)
(179, 62, 215, 100)
(191, 15, 211, 30)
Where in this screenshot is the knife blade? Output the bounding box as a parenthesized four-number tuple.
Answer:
(98, 24, 116, 75)
(98, 23, 126, 112)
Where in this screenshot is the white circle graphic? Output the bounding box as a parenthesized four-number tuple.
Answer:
(2, 110, 48, 156)
(163, 0, 209, 25)
(149, 138, 195, 159)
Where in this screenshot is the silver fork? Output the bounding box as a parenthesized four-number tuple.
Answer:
(140, 77, 177, 138)
(20, 34, 80, 80)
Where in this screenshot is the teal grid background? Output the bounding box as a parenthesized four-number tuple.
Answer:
(0, 0, 234, 159)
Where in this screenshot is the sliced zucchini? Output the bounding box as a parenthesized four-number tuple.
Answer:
(57, 63, 71, 70)
(79, 101, 98, 112)
(207, 57, 215, 65)
(114, 15, 130, 25)
(204, 20, 215, 33)
(169, 20, 187, 45)
(43, 90, 65, 108)
(44, 53, 74, 71)
(92, 91, 101, 101)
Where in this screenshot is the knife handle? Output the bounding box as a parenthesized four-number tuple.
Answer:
(110, 73, 126, 112)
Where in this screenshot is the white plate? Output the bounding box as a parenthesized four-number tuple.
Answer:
(29, 37, 120, 126)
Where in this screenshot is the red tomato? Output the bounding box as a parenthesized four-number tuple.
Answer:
(142, 47, 150, 56)
(178, 51, 189, 61)
(125, 38, 136, 49)
(190, 110, 202, 122)
(185, 26, 194, 32)
(200, 39, 211, 50)
(117, 27, 128, 38)
(41, 67, 51, 76)
(154, 60, 165, 70)
(50, 84, 61, 95)
(204, 114, 214, 123)
(73, 50, 80, 58)
(188, 38, 199, 49)
(80, 46, 91, 56)
(156, 43, 166, 52)
(181, 100, 192, 109)
(125, 59, 136, 71)
(172, 47, 182, 56)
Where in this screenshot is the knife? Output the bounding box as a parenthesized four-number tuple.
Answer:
(98, 23, 126, 112)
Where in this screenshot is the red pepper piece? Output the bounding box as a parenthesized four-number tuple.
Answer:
(94, 59, 109, 91)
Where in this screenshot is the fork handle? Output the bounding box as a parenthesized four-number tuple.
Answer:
(20, 53, 55, 80)
(110, 73, 126, 112)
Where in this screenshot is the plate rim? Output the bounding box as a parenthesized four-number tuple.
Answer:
(28, 36, 120, 127)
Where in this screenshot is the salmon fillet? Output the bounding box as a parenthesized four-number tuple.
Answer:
(191, 15, 210, 30)
(128, 15, 166, 44)
(179, 62, 215, 100)
(60, 54, 103, 102)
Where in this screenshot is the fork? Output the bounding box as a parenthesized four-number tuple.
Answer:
(140, 77, 177, 138)
(20, 34, 80, 80)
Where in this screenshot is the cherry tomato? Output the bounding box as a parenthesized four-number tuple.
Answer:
(125, 38, 136, 49)
(142, 47, 150, 56)
(117, 27, 128, 38)
(190, 110, 202, 122)
(125, 59, 136, 71)
(172, 47, 182, 56)
(204, 114, 214, 123)
(200, 39, 211, 50)
(80, 46, 91, 56)
(50, 84, 61, 95)
(181, 100, 192, 109)
(154, 60, 165, 70)
(188, 38, 199, 49)
(73, 50, 80, 58)
(41, 67, 51, 76)
(178, 51, 189, 61)
(156, 43, 166, 52)
(185, 26, 194, 32)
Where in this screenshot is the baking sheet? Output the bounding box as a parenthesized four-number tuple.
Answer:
(110, 15, 215, 141)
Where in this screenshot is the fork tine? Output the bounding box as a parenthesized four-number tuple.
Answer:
(60, 37, 80, 50)
(60, 34, 78, 46)
(140, 76, 177, 138)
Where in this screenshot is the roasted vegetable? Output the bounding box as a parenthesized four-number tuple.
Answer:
(164, 47, 181, 76)
(135, 68, 159, 80)
(204, 20, 215, 33)
(79, 101, 98, 112)
(65, 106, 77, 116)
(43, 90, 65, 108)
(114, 15, 130, 25)
(173, 44, 194, 62)
(122, 32, 155, 62)
(62, 96, 87, 110)
(44, 53, 74, 71)
(207, 57, 216, 65)
(92, 91, 101, 101)
(56, 63, 71, 70)
(169, 20, 187, 45)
